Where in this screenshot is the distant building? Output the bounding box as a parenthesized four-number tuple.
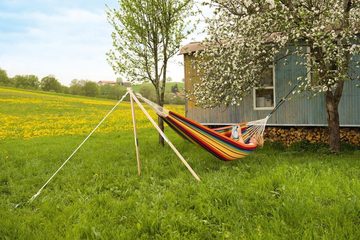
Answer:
(98, 80, 117, 85)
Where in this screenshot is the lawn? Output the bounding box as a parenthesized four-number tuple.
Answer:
(0, 87, 359, 239)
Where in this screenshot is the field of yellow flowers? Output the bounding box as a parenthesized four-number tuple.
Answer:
(0, 87, 184, 140)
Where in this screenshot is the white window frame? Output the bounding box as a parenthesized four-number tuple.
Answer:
(253, 65, 276, 110)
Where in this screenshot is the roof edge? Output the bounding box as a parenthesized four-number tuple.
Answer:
(179, 42, 205, 55)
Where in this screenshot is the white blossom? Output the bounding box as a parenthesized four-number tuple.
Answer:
(192, 0, 360, 107)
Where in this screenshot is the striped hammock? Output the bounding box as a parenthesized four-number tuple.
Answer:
(137, 94, 269, 161)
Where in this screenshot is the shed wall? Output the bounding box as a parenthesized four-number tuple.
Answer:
(184, 49, 360, 126)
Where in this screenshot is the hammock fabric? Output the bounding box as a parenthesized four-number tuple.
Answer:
(162, 111, 258, 161)
(136, 93, 269, 161)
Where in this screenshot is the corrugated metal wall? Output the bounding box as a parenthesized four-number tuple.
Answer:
(185, 48, 360, 126)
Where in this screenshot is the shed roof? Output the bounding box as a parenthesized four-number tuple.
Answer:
(179, 33, 286, 55)
(179, 42, 205, 55)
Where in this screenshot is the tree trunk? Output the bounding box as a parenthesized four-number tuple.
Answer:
(325, 81, 344, 153)
(156, 90, 165, 146)
(324, 0, 350, 152)
(325, 92, 340, 152)
(158, 116, 165, 146)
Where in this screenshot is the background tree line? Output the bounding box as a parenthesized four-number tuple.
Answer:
(0, 67, 184, 104)
(0, 68, 68, 93)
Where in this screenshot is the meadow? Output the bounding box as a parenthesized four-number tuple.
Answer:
(0, 87, 360, 239)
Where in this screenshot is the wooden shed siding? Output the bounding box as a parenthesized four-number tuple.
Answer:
(184, 48, 360, 126)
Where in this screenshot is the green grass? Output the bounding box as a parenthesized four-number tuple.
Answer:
(0, 88, 360, 239)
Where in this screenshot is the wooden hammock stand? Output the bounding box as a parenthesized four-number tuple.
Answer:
(127, 88, 200, 181)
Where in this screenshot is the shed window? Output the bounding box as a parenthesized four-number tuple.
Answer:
(253, 66, 275, 110)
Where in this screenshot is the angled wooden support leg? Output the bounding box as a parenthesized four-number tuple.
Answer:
(128, 89, 200, 182)
(128, 88, 141, 176)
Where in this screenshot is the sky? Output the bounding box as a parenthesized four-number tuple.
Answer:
(0, 0, 209, 86)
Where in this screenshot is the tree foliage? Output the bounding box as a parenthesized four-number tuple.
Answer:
(194, 0, 360, 152)
(194, 0, 359, 106)
(40, 75, 62, 92)
(99, 84, 126, 100)
(0, 68, 11, 86)
(13, 75, 39, 90)
(107, 0, 194, 144)
(83, 81, 99, 97)
(69, 80, 100, 97)
(69, 79, 86, 96)
(107, 0, 193, 91)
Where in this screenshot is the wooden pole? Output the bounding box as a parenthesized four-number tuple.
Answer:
(129, 88, 141, 176)
(128, 90, 200, 182)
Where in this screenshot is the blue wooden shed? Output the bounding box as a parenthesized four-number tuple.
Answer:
(180, 42, 360, 127)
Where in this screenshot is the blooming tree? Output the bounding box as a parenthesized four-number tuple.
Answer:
(194, 0, 360, 152)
